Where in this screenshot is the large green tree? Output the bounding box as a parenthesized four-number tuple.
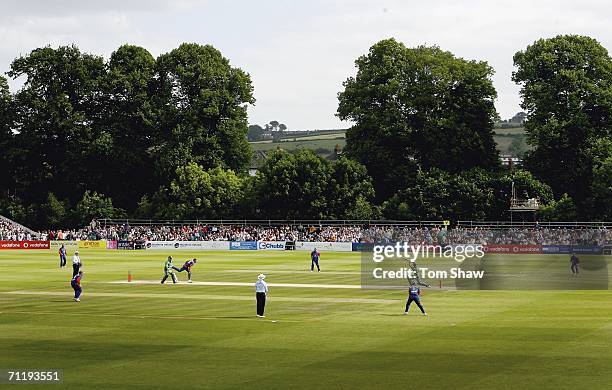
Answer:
(102, 44, 158, 209)
(255, 150, 332, 219)
(0, 75, 13, 193)
(383, 168, 555, 221)
(383, 168, 495, 221)
(327, 157, 377, 219)
(254, 150, 375, 219)
(8, 45, 107, 204)
(74, 191, 125, 227)
(166, 163, 245, 219)
(513, 35, 612, 216)
(587, 137, 612, 219)
(155, 43, 255, 178)
(338, 38, 499, 199)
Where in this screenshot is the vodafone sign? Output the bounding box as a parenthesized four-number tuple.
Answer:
(0, 240, 50, 249)
(483, 244, 542, 254)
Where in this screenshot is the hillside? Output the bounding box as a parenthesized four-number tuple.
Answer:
(249, 128, 528, 167)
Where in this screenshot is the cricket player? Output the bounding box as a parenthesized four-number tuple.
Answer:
(71, 270, 83, 302)
(173, 258, 197, 283)
(160, 256, 178, 284)
(437, 226, 447, 249)
(59, 244, 67, 268)
(310, 248, 320, 272)
(405, 282, 427, 316)
(570, 253, 580, 275)
(72, 251, 81, 277)
(255, 274, 268, 317)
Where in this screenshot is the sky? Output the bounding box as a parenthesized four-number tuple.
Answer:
(0, 0, 610, 130)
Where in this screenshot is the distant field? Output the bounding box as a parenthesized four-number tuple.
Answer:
(494, 126, 525, 135)
(251, 131, 346, 144)
(251, 133, 346, 154)
(1, 249, 612, 389)
(250, 128, 527, 158)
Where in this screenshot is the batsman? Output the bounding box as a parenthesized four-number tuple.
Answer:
(160, 256, 178, 284)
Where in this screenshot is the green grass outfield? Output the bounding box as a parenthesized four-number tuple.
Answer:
(1, 249, 611, 389)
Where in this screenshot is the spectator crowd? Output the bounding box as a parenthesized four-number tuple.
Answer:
(1, 218, 611, 246)
(38, 223, 612, 246)
(0, 220, 34, 241)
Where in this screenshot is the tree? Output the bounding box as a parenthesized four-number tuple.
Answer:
(0, 194, 34, 227)
(0, 75, 13, 193)
(247, 124, 265, 141)
(254, 150, 375, 219)
(327, 157, 376, 219)
(513, 35, 612, 215)
(382, 168, 554, 220)
(344, 196, 380, 220)
(587, 138, 612, 219)
(165, 163, 245, 219)
(508, 136, 527, 157)
(269, 120, 280, 132)
(338, 38, 500, 199)
(39, 193, 68, 228)
(102, 44, 158, 210)
(255, 150, 331, 219)
(155, 43, 255, 178)
(539, 193, 577, 221)
(8, 45, 107, 204)
(74, 191, 125, 226)
(383, 168, 495, 220)
(591, 158, 612, 220)
(491, 169, 554, 218)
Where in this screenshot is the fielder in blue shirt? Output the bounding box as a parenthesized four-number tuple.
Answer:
(310, 248, 320, 272)
(172, 258, 197, 283)
(570, 253, 580, 275)
(58, 244, 67, 268)
(405, 282, 427, 316)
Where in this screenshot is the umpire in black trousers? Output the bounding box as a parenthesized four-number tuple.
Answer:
(72, 251, 82, 277)
(255, 274, 269, 317)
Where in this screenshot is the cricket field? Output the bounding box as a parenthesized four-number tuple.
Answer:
(1, 249, 611, 389)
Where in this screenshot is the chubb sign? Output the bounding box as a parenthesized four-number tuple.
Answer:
(258, 241, 286, 251)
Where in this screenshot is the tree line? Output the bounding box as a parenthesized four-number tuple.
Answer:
(0, 35, 610, 229)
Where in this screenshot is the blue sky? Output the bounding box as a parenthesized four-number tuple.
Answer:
(1, 0, 610, 130)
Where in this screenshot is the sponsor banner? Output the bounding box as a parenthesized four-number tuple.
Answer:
(257, 241, 286, 251)
(295, 241, 353, 252)
(352, 242, 374, 252)
(0, 240, 50, 250)
(145, 241, 230, 250)
(483, 244, 543, 254)
(77, 240, 106, 249)
(542, 245, 603, 255)
(106, 240, 118, 250)
(50, 240, 78, 250)
(118, 241, 135, 250)
(230, 241, 257, 250)
(145, 241, 178, 250)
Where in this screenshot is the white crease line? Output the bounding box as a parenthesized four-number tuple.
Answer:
(1, 290, 397, 304)
(1, 310, 301, 322)
(109, 280, 363, 289)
